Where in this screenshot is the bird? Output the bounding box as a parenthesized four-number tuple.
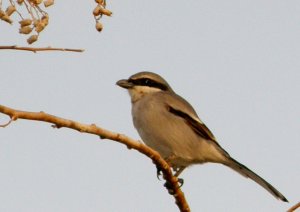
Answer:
(116, 71, 288, 202)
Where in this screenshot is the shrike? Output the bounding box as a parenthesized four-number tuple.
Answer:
(116, 71, 287, 202)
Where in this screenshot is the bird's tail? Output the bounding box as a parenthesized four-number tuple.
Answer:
(223, 157, 288, 202)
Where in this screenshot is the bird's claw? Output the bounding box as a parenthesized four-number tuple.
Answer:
(156, 165, 162, 180)
(178, 178, 184, 187)
(164, 181, 174, 194)
(163, 178, 184, 195)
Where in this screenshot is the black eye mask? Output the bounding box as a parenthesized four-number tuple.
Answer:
(128, 78, 169, 91)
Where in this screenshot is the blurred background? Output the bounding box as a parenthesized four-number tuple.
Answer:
(1, 0, 299, 211)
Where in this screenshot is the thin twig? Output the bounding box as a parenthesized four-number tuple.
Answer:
(0, 45, 84, 53)
(0, 118, 12, 127)
(0, 104, 190, 212)
(8, 0, 15, 6)
(23, 0, 35, 20)
(287, 202, 300, 212)
(35, 5, 47, 16)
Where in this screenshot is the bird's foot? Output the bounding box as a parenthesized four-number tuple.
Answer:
(156, 165, 162, 180)
(164, 178, 184, 194)
(178, 178, 184, 187)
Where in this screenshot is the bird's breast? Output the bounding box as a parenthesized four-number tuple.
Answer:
(131, 96, 174, 157)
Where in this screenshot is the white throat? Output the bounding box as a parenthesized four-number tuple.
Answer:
(128, 86, 161, 103)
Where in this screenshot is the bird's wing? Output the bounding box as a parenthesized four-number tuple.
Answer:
(163, 92, 216, 142)
(167, 105, 216, 141)
(163, 92, 230, 157)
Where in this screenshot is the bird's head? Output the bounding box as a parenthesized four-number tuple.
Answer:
(116, 72, 173, 102)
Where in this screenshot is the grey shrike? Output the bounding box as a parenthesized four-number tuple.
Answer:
(116, 71, 288, 202)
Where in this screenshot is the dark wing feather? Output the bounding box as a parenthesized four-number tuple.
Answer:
(162, 92, 230, 156)
(167, 104, 231, 157)
(167, 105, 216, 141)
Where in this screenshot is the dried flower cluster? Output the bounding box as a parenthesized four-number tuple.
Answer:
(93, 0, 112, 32)
(0, 0, 53, 44)
(1, 0, 112, 45)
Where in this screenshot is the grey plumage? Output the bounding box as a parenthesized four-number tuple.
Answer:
(117, 71, 288, 202)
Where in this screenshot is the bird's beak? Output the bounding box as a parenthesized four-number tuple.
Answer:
(116, 79, 134, 89)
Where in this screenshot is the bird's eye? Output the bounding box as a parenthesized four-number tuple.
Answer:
(144, 79, 150, 85)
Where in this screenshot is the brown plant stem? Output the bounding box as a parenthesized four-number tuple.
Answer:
(287, 202, 300, 212)
(0, 104, 190, 212)
(0, 45, 84, 52)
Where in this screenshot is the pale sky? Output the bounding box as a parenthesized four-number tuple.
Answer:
(1, 0, 300, 211)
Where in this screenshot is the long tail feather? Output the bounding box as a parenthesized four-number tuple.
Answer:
(224, 157, 288, 202)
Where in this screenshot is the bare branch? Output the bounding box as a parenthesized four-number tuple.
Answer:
(0, 45, 84, 52)
(0, 104, 190, 212)
(287, 202, 300, 212)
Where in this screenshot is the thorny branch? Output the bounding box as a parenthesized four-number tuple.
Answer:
(0, 104, 190, 212)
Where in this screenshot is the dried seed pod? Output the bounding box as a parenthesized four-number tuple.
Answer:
(19, 26, 32, 34)
(27, 34, 38, 44)
(5, 5, 16, 16)
(95, 0, 104, 4)
(93, 5, 112, 17)
(35, 21, 45, 33)
(33, 19, 39, 27)
(44, 0, 54, 7)
(0, 14, 13, 24)
(17, 0, 24, 5)
(0, 10, 5, 18)
(93, 5, 102, 16)
(98, 7, 112, 16)
(41, 15, 49, 26)
(19, 19, 32, 27)
(95, 21, 103, 32)
(30, 0, 43, 5)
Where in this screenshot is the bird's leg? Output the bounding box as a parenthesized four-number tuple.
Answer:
(156, 156, 173, 180)
(163, 166, 186, 194)
(174, 167, 185, 177)
(158, 155, 185, 193)
(156, 155, 175, 180)
(174, 167, 185, 187)
(155, 156, 174, 180)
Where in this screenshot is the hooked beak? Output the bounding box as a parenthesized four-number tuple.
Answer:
(116, 79, 134, 89)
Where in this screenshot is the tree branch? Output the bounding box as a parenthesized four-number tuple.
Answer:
(287, 202, 300, 212)
(0, 104, 190, 212)
(0, 45, 84, 53)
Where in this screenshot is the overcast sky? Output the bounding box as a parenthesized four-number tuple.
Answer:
(1, 0, 300, 211)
